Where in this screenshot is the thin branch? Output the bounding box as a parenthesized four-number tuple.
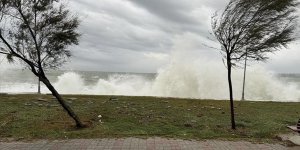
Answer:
(200, 43, 221, 51)
(17, 4, 44, 75)
(0, 32, 39, 75)
(0, 51, 9, 55)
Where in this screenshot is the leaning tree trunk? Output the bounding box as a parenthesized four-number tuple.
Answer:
(39, 75, 84, 128)
(227, 57, 236, 130)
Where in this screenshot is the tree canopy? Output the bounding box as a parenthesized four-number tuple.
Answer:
(0, 0, 79, 72)
(211, 0, 299, 129)
(0, 0, 83, 127)
(212, 0, 299, 66)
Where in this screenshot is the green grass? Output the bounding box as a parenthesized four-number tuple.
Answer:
(0, 94, 299, 142)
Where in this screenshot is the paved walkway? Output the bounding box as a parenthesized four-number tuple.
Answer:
(0, 137, 299, 150)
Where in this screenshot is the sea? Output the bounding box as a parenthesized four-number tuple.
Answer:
(0, 67, 300, 102)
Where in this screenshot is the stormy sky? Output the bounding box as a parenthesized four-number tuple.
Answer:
(1, 0, 300, 73)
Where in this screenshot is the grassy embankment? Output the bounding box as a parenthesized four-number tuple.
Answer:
(0, 94, 299, 142)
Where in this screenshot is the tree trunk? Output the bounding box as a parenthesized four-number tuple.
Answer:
(227, 58, 236, 130)
(39, 75, 85, 128)
(37, 77, 41, 94)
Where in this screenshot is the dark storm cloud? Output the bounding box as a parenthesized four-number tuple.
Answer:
(0, 0, 299, 73)
(129, 0, 198, 24)
(128, 0, 222, 35)
(62, 0, 300, 73)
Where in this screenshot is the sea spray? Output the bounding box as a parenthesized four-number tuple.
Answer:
(47, 63, 300, 102)
(88, 74, 153, 96)
(54, 72, 85, 94)
(51, 72, 153, 96)
(0, 66, 299, 101)
(152, 60, 300, 101)
(0, 32, 299, 101)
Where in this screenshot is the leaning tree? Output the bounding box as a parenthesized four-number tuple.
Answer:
(211, 0, 299, 129)
(0, 0, 85, 128)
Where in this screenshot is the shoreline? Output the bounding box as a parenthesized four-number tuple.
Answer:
(1, 92, 300, 103)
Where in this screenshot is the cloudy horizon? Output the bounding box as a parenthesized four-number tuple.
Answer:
(1, 0, 300, 74)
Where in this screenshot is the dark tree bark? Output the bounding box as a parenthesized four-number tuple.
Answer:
(39, 74, 84, 128)
(227, 55, 236, 130)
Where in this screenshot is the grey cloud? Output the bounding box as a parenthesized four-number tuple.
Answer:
(129, 0, 198, 24)
(68, 48, 168, 73)
(63, 0, 300, 73)
(129, 0, 216, 35)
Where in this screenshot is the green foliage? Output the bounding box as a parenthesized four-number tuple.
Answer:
(211, 0, 299, 130)
(0, 0, 80, 71)
(0, 0, 83, 127)
(212, 0, 299, 65)
(6, 53, 14, 63)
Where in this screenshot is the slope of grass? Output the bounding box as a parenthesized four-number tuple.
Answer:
(0, 94, 299, 142)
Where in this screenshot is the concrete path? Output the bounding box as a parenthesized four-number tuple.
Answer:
(0, 137, 299, 150)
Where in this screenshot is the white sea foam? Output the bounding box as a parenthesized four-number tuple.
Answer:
(1, 61, 299, 102)
(151, 60, 300, 101)
(43, 60, 300, 102)
(0, 33, 299, 102)
(54, 72, 86, 94)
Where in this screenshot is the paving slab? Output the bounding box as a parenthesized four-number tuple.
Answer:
(277, 133, 300, 146)
(0, 137, 299, 150)
(289, 136, 300, 146)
